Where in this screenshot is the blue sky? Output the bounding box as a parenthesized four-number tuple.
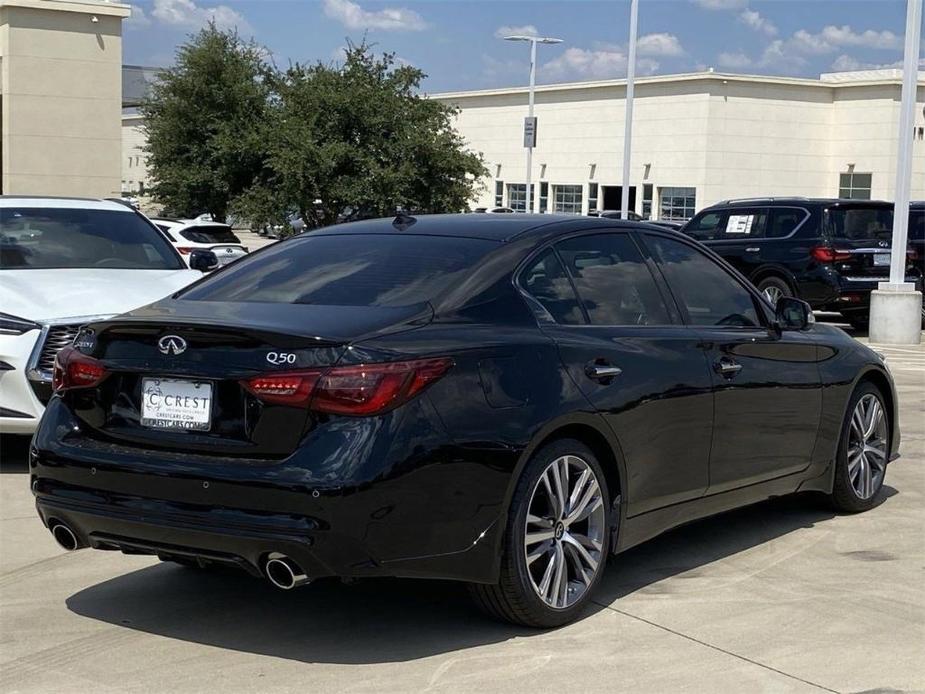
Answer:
(123, 0, 922, 92)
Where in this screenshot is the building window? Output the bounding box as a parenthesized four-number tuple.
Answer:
(588, 183, 599, 213)
(539, 182, 549, 213)
(642, 184, 654, 220)
(553, 185, 583, 214)
(659, 187, 696, 221)
(839, 172, 872, 200)
(494, 180, 504, 208)
(507, 183, 535, 213)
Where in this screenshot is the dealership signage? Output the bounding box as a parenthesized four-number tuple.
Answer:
(523, 116, 537, 148)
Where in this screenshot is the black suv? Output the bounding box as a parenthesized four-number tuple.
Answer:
(682, 198, 923, 328)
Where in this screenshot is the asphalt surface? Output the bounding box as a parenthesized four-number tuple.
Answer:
(1, 323, 922, 694)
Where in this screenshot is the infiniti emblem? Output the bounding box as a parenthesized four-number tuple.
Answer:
(157, 335, 187, 355)
(878, 241, 890, 248)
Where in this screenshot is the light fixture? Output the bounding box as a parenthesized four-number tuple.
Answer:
(503, 35, 563, 45)
(90, 15, 99, 23)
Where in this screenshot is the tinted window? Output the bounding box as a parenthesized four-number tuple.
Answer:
(722, 208, 768, 238)
(182, 234, 496, 307)
(520, 249, 584, 324)
(646, 235, 761, 328)
(828, 206, 893, 241)
(910, 210, 924, 241)
(555, 234, 670, 326)
(766, 208, 807, 238)
(684, 211, 727, 241)
(179, 225, 240, 244)
(0, 207, 183, 270)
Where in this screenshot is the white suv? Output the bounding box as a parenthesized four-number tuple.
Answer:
(151, 218, 248, 268)
(0, 197, 210, 435)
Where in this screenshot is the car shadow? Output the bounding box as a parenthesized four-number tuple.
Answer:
(65, 488, 898, 664)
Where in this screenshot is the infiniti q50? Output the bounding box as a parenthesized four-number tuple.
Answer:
(31, 214, 898, 627)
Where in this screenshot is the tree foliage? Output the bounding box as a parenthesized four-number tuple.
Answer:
(143, 30, 486, 230)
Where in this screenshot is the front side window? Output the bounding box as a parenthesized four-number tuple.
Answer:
(659, 187, 697, 221)
(181, 234, 497, 307)
(839, 172, 872, 200)
(722, 208, 768, 238)
(555, 234, 671, 326)
(646, 234, 761, 328)
(0, 207, 183, 270)
(519, 249, 584, 324)
(554, 185, 583, 214)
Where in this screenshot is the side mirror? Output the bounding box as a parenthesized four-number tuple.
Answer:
(775, 297, 814, 331)
(188, 249, 219, 273)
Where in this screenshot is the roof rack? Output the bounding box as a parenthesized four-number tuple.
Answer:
(716, 196, 812, 205)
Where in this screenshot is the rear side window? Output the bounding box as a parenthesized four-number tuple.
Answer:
(181, 234, 497, 307)
(555, 234, 671, 326)
(828, 206, 893, 241)
(179, 225, 240, 244)
(519, 249, 584, 324)
(766, 208, 807, 238)
(684, 211, 728, 241)
(646, 234, 761, 328)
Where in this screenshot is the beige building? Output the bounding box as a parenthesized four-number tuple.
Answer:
(434, 70, 925, 219)
(0, 0, 130, 197)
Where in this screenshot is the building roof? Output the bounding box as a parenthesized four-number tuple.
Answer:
(430, 69, 923, 101)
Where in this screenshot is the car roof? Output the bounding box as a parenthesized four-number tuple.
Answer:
(709, 197, 893, 209)
(0, 196, 134, 212)
(308, 213, 643, 242)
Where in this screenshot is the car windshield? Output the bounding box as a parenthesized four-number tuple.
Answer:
(0, 207, 184, 270)
(828, 206, 893, 241)
(179, 225, 240, 244)
(180, 233, 497, 307)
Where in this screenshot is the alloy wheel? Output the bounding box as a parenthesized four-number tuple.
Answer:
(847, 393, 888, 500)
(762, 285, 784, 305)
(524, 455, 606, 609)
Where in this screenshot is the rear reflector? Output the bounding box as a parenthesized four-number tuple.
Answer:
(241, 357, 453, 416)
(53, 346, 109, 393)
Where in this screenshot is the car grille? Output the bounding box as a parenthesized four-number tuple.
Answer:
(35, 324, 82, 376)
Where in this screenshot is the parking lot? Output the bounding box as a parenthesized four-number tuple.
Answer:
(0, 321, 921, 694)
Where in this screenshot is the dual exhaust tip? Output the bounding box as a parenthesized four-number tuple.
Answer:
(49, 522, 309, 591)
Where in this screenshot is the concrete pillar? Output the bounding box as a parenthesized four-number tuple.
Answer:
(868, 287, 923, 345)
(0, 0, 130, 197)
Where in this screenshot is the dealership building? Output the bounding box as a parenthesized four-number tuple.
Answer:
(434, 70, 925, 220)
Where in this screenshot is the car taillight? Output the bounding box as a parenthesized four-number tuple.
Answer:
(241, 357, 454, 416)
(811, 246, 851, 263)
(176, 247, 195, 255)
(52, 346, 109, 393)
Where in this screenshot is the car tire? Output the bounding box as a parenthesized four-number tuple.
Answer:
(830, 382, 890, 513)
(469, 438, 610, 628)
(843, 312, 869, 331)
(755, 276, 793, 306)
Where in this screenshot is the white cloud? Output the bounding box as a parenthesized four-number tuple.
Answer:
(636, 32, 684, 57)
(831, 54, 925, 72)
(789, 25, 902, 54)
(759, 39, 808, 73)
(542, 46, 659, 81)
(151, 0, 249, 32)
(125, 4, 151, 27)
(738, 9, 777, 37)
(692, 0, 746, 9)
(322, 0, 426, 31)
(494, 25, 539, 39)
(717, 51, 752, 69)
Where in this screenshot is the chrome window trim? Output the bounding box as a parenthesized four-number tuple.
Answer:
(701, 206, 811, 242)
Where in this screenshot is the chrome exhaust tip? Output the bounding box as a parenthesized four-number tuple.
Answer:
(50, 523, 80, 551)
(264, 555, 310, 590)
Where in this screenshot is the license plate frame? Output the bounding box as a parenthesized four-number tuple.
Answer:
(140, 378, 213, 431)
(873, 252, 891, 267)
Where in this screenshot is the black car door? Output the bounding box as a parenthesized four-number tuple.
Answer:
(519, 231, 714, 516)
(642, 232, 823, 494)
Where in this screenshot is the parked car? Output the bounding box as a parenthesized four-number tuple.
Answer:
(33, 214, 897, 627)
(151, 218, 249, 268)
(0, 197, 216, 435)
(682, 198, 924, 329)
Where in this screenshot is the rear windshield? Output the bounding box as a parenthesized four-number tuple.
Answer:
(828, 206, 893, 241)
(179, 225, 240, 244)
(180, 233, 498, 307)
(0, 207, 184, 270)
(910, 210, 924, 241)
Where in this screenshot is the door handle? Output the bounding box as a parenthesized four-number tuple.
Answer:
(745, 247, 760, 253)
(585, 362, 622, 381)
(714, 358, 743, 377)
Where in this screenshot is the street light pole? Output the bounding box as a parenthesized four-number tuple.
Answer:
(621, 0, 639, 221)
(868, 0, 923, 345)
(504, 35, 563, 213)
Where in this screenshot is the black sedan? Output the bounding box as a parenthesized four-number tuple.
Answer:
(32, 214, 899, 628)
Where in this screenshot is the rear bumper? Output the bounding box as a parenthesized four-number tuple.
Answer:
(818, 275, 924, 313)
(30, 397, 507, 584)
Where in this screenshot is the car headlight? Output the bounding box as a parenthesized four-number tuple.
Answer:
(0, 313, 40, 336)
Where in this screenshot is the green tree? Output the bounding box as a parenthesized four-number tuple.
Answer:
(141, 24, 270, 222)
(235, 43, 486, 231)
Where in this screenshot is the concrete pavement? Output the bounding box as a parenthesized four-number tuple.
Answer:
(1, 331, 922, 693)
